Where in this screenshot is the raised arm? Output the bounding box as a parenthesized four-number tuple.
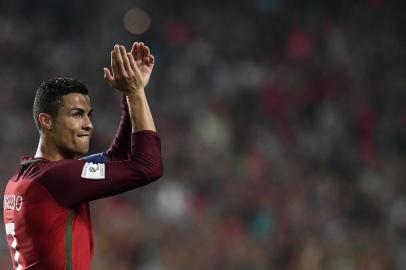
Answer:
(86, 42, 156, 162)
(104, 43, 156, 132)
(104, 96, 131, 161)
(104, 42, 156, 160)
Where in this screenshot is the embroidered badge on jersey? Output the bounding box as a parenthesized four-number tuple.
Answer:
(81, 162, 105, 179)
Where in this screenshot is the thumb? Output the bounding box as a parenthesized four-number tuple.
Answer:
(104, 67, 114, 83)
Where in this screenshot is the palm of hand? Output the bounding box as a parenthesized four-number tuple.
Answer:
(134, 57, 153, 86)
(131, 42, 154, 88)
(104, 43, 155, 94)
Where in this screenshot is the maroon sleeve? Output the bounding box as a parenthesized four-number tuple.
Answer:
(37, 131, 163, 208)
(106, 96, 131, 161)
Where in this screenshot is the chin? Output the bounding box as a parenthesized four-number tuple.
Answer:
(78, 147, 90, 155)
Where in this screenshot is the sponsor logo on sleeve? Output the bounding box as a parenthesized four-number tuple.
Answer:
(81, 162, 105, 180)
(3, 195, 23, 211)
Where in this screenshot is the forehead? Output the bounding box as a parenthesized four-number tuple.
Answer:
(59, 93, 92, 112)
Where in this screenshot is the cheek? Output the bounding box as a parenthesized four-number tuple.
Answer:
(56, 129, 72, 146)
(54, 120, 77, 143)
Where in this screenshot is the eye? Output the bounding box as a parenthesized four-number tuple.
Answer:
(72, 112, 82, 118)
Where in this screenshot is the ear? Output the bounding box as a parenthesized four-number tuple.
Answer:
(38, 113, 53, 131)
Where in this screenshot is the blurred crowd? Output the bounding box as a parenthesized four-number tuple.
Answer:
(1, 0, 406, 269)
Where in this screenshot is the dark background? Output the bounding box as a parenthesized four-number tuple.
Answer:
(1, 0, 406, 269)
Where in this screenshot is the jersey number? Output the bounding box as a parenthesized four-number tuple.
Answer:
(5, 223, 23, 270)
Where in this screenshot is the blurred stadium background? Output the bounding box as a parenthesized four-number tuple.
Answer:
(1, 0, 406, 269)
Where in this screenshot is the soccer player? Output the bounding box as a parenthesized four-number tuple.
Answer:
(2, 42, 163, 269)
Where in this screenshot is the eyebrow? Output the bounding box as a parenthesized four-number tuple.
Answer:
(70, 108, 93, 114)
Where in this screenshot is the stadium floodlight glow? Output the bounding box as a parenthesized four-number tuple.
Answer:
(124, 8, 151, 35)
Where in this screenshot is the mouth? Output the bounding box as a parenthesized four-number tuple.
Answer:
(77, 134, 91, 139)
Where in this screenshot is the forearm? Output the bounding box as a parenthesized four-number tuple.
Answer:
(105, 43, 157, 133)
(106, 96, 131, 160)
(127, 89, 156, 133)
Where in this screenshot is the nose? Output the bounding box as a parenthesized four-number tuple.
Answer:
(83, 115, 93, 132)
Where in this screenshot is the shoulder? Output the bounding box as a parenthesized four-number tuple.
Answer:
(9, 158, 52, 182)
(20, 159, 85, 185)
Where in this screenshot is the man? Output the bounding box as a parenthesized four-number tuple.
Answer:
(3, 42, 163, 269)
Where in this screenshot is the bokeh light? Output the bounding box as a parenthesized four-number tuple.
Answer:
(123, 7, 151, 35)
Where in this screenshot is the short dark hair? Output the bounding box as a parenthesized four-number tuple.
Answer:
(33, 78, 89, 131)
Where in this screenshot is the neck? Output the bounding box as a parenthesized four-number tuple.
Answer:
(34, 135, 74, 161)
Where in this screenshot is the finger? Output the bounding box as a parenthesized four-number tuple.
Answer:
(127, 53, 140, 73)
(142, 44, 151, 65)
(142, 44, 149, 55)
(142, 45, 150, 58)
(131, 42, 140, 59)
(148, 55, 155, 67)
(120, 45, 133, 75)
(143, 55, 149, 65)
(111, 51, 119, 77)
(144, 45, 150, 57)
(131, 42, 138, 56)
(137, 43, 142, 61)
(104, 68, 115, 88)
(145, 47, 152, 64)
(114, 45, 126, 76)
(104, 67, 114, 82)
(139, 42, 146, 59)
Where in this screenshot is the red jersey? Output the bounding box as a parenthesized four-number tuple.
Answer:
(3, 99, 163, 270)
